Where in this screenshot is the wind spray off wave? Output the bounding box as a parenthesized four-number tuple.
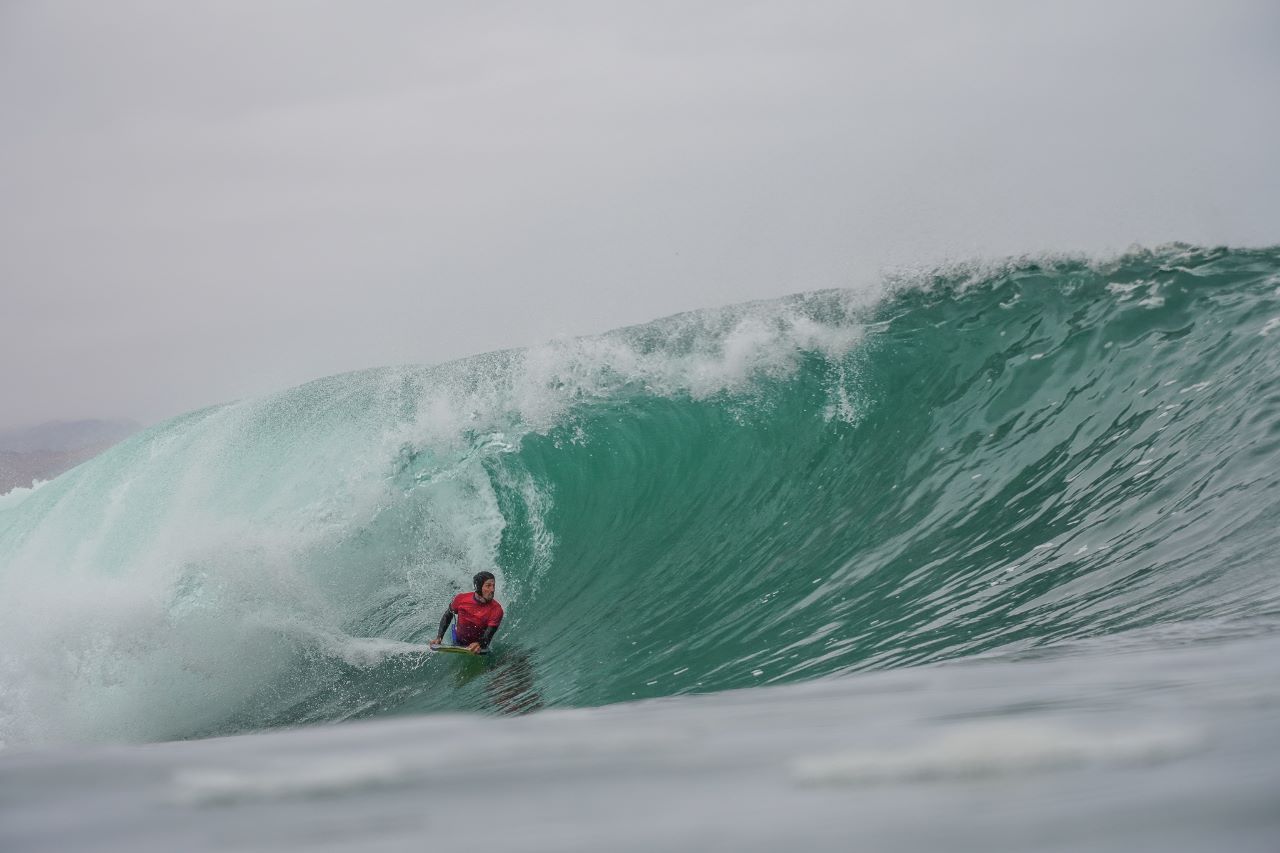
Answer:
(1, 244, 1278, 747)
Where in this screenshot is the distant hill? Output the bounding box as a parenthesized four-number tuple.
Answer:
(0, 419, 141, 453)
(0, 419, 140, 494)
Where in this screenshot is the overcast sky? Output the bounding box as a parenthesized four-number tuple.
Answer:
(2, 0, 1277, 429)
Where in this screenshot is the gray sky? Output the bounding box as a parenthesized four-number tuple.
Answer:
(2, 0, 1277, 429)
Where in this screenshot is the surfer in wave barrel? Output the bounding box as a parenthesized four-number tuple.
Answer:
(432, 571, 504, 654)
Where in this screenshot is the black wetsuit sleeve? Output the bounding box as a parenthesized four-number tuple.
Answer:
(479, 624, 500, 649)
(437, 606, 454, 639)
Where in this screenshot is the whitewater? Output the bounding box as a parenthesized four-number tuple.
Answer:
(2, 244, 1279, 851)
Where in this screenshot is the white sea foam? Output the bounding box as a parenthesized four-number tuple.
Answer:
(0, 479, 47, 511)
(173, 755, 409, 804)
(790, 722, 1196, 786)
(0, 395, 514, 745)
(325, 636, 434, 668)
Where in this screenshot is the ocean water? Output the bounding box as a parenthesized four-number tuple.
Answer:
(1, 244, 1278, 850)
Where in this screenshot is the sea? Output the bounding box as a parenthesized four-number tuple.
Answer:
(2, 244, 1278, 851)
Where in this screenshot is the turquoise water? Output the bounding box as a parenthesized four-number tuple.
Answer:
(1, 244, 1278, 747)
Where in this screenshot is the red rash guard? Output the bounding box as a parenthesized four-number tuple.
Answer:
(448, 592, 504, 646)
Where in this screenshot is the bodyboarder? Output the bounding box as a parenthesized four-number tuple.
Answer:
(432, 571, 504, 654)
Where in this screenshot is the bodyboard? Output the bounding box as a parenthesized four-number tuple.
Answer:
(430, 644, 488, 656)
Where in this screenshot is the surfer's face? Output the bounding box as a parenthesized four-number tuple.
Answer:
(478, 578, 496, 602)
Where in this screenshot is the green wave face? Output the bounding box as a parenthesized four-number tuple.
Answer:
(2, 245, 1278, 745)
(501, 245, 1280, 707)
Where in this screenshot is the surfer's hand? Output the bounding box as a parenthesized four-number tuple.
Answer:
(431, 637, 442, 647)
(467, 642, 482, 654)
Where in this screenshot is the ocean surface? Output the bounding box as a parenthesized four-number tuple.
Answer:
(2, 244, 1279, 851)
